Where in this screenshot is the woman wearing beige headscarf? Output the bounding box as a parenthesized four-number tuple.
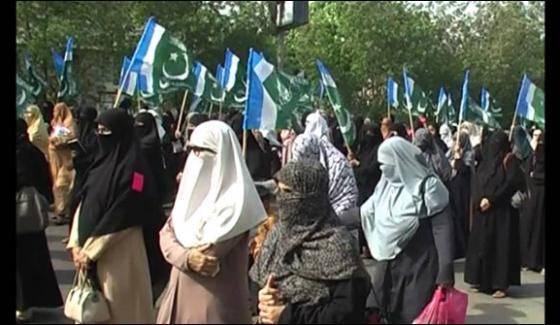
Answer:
(23, 105, 49, 160)
(48, 102, 76, 222)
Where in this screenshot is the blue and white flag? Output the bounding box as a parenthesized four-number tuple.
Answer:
(119, 57, 140, 96)
(243, 49, 278, 131)
(481, 87, 490, 112)
(459, 70, 470, 122)
(436, 87, 447, 117)
(387, 77, 399, 108)
(222, 48, 241, 91)
(515, 74, 545, 127)
(51, 49, 64, 80)
(403, 68, 414, 111)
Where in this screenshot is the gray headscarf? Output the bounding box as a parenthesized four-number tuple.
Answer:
(361, 137, 449, 261)
(250, 159, 369, 305)
(414, 128, 452, 182)
(291, 133, 359, 216)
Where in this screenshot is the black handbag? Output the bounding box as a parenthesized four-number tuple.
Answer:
(16, 187, 50, 234)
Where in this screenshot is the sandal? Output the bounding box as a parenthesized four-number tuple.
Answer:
(492, 290, 507, 299)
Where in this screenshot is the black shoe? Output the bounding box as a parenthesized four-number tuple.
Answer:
(51, 215, 69, 226)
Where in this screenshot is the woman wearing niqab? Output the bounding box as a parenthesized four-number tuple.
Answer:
(360, 137, 454, 323)
(465, 131, 525, 299)
(66, 109, 155, 323)
(250, 159, 371, 324)
(157, 121, 267, 324)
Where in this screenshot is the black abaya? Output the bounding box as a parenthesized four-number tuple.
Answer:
(520, 144, 545, 271)
(465, 132, 524, 292)
(16, 119, 63, 311)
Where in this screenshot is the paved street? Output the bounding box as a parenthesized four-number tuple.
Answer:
(29, 224, 544, 324)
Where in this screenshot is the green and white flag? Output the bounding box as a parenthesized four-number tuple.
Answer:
(16, 74, 35, 116)
(316, 59, 356, 147)
(24, 54, 47, 98)
(131, 17, 196, 95)
(403, 68, 432, 117)
(465, 97, 502, 129)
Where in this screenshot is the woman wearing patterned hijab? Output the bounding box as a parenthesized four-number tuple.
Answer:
(291, 133, 359, 218)
(250, 159, 371, 324)
(360, 137, 454, 323)
(157, 121, 267, 324)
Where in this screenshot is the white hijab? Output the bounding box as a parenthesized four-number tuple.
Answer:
(305, 111, 330, 142)
(171, 120, 267, 248)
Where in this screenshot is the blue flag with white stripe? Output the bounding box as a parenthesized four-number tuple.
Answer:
(387, 77, 399, 108)
(459, 70, 469, 122)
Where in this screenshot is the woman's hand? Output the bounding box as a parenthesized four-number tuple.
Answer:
(187, 244, 220, 277)
(480, 198, 491, 212)
(71, 247, 91, 269)
(258, 275, 285, 323)
(258, 304, 286, 324)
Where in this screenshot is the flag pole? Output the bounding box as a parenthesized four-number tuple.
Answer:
(242, 130, 248, 158)
(509, 106, 519, 142)
(387, 101, 390, 119)
(177, 89, 189, 134)
(208, 102, 214, 118)
(408, 108, 415, 140)
(219, 101, 223, 120)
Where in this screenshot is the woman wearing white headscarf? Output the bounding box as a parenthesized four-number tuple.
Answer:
(157, 121, 267, 324)
(360, 137, 454, 324)
(304, 111, 331, 142)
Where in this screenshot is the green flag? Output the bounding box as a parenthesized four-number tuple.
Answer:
(16, 74, 35, 116)
(316, 59, 356, 147)
(465, 97, 501, 129)
(24, 55, 47, 98)
(132, 18, 196, 95)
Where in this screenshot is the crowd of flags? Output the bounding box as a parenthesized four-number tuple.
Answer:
(17, 16, 545, 147)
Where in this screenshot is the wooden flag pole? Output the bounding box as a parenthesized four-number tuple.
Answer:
(136, 90, 141, 113)
(219, 101, 223, 120)
(387, 102, 391, 119)
(408, 108, 415, 141)
(113, 87, 124, 109)
(509, 107, 519, 142)
(208, 103, 214, 118)
(176, 89, 189, 134)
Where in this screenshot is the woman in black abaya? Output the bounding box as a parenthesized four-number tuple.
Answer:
(16, 119, 63, 322)
(520, 132, 545, 273)
(465, 131, 524, 299)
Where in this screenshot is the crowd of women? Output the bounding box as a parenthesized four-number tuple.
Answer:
(16, 100, 544, 324)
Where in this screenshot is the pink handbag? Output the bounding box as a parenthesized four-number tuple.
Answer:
(413, 287, 468, 324)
